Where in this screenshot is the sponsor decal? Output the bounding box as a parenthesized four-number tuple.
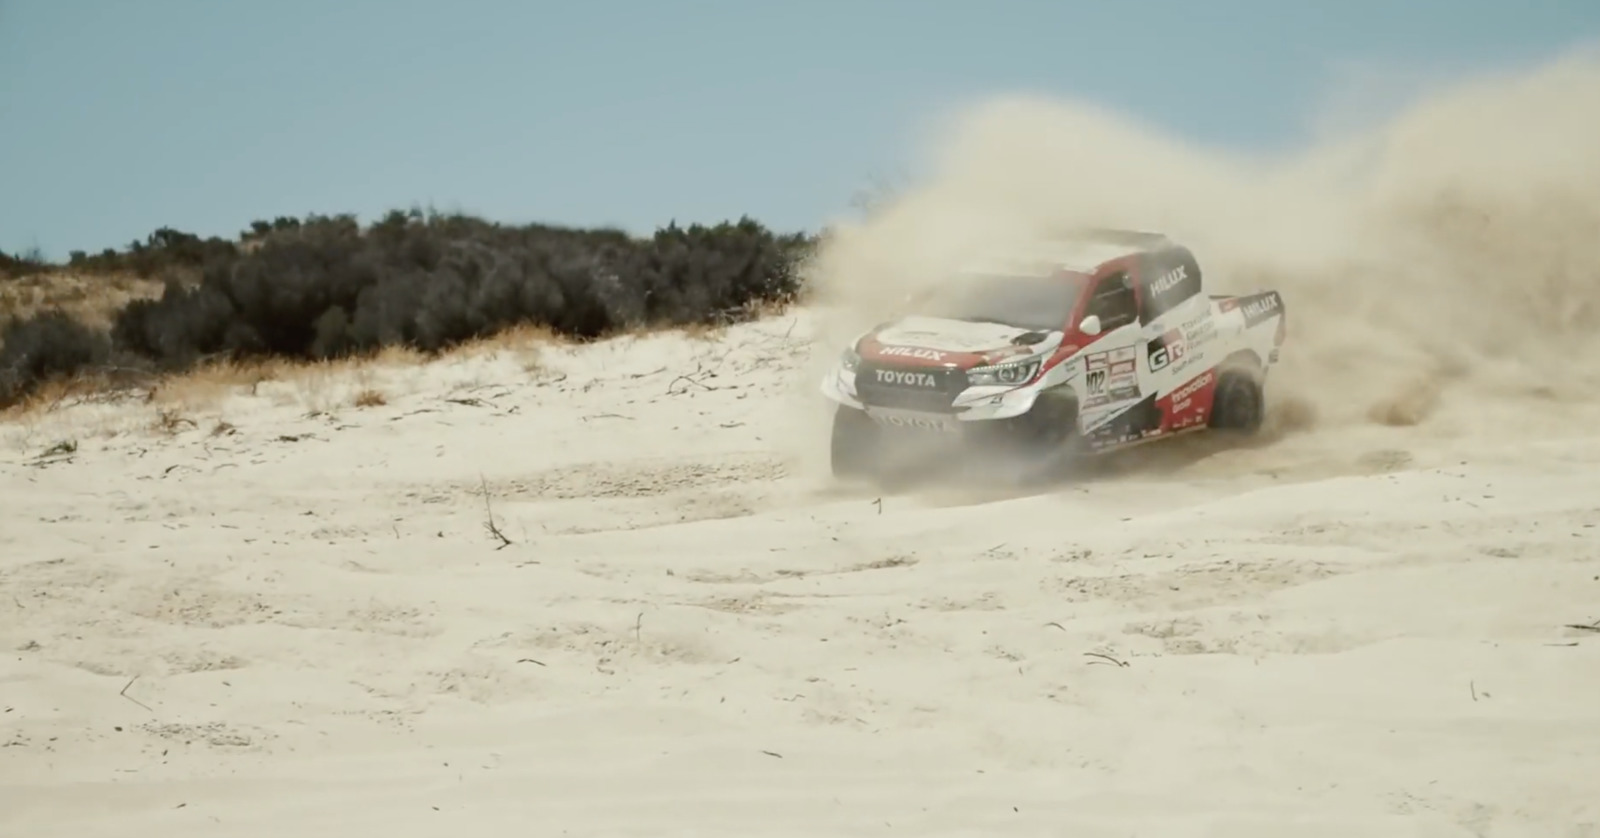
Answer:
(1180, 310, 1216, 341)
(1150, 265, 1188, 295)
(1082, 347, 1141, 404)
(879, 346, 947, 362)
(1236, 291, 1284, 328)
(1163, 319, 1215, 373)
(1148, 311, 1215, 374)
(867, 411, 956, 432)
(1079, 406, 1116, 431)
(1084, 346, 1136, 368)
(1241, 296, 1279, 319)
(1170, 370, 1213, 408)
(874, 368, 941, 388)
(1169, 370, 1214, 419)
(1185, 319, 1216, 345)
(1080, 392, 1167, 445)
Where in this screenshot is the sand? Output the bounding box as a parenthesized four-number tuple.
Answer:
(3, 310, 1598, 837)
(6, 47, 1600, 838)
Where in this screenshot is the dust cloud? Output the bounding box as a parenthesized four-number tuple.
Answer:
(799, 48, 1600, 450)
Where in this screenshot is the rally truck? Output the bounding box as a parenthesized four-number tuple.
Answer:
(819, 229, 1286, 480)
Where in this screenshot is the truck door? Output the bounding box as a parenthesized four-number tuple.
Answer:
(1075, 271, 1144, 427)
(1137, 250, 1214, 431)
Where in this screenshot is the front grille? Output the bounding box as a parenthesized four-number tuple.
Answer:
(855, 363, 967, 413)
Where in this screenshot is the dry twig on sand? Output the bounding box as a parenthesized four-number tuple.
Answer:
(666, 360, 720, 395)
(1084, 651, 1129, 668)
(478, 474, 514, 550)
(119, 675, 152, 712)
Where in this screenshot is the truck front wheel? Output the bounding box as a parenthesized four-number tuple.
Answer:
(961, 389, 1079, 458)
(830, 405, 882, 479)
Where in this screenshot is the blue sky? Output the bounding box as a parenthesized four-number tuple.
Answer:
(2, 0, 1596, 258)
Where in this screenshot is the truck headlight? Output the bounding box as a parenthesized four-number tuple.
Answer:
(839, 347, 861, 373)
(967, 359, 1040, 387)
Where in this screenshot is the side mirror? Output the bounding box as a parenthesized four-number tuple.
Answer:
(1078, 314, 1102, 336)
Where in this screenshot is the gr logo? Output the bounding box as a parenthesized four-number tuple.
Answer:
(1147, 329, 1186, 371)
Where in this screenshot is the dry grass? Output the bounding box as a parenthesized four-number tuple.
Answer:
(449, 322, 567, 374)
(141, 344, 430, 414)
(0, 270, 166, 327)
(0, 374, 132, 418)
(674, 320, 728, 342)
(0, 298, 802, 424)
(147, 358, 296, 407)
(1, 346, 421, 423)
(351, 388, 388, 408)
(453, 322, 564, 354)
(635, 299, 799, 344)
(151, 407, 198, 436)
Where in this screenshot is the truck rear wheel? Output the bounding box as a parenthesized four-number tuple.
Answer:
(1208, 367, 1264, 434)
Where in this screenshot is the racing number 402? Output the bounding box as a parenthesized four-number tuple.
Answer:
(1086, 369, 1107, 394)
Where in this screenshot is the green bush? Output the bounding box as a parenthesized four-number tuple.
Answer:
(0, 208, 818, 408)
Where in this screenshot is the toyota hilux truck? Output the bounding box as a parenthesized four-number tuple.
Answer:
(819, 229, 1287, 480)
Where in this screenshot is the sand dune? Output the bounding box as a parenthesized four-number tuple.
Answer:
(3, 310, 1598, 837)
(6, 48, 1600, 838)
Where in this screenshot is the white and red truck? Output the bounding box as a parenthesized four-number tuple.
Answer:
(819, 229, 1287, 479)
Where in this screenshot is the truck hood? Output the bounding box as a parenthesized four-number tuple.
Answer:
(857, 315, 1060, 368)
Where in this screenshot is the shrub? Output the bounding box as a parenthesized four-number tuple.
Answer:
(0, 309, 113, 406)
(0, 209, 816, 409)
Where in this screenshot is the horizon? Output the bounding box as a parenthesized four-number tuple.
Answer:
(3, 0, 1598, 260)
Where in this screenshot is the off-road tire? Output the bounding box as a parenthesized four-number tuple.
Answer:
(957, 390, 1084, 487)
(829, 405, 881, 479)
(1208, 366, 1265, 434)
(1014, 390, 1081, 454)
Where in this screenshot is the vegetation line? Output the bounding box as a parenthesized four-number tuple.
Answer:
(1, 207, 821, 410)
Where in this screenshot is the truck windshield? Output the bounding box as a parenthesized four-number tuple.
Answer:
(911, 273, 1083, 332)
